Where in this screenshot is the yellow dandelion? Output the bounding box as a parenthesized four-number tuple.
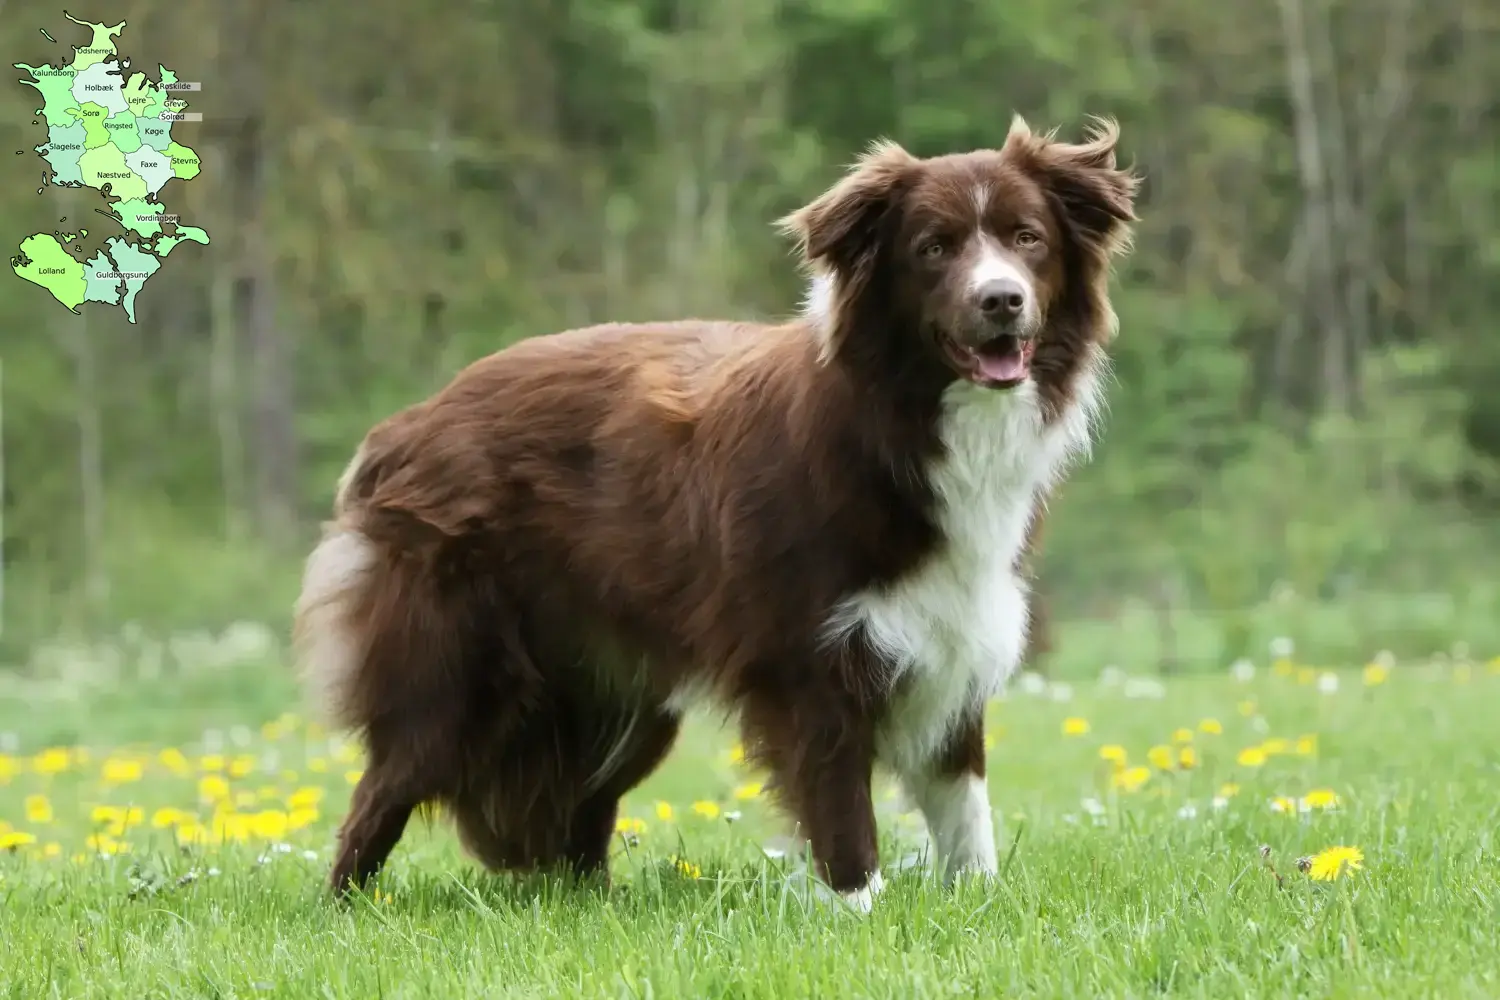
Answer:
(1236, 746, 1268, 767)
(1295, 667, 1315, 685)
(1112, 766, 1151, 792)
(1217, 782, 1240, 798)
(101, 758, 144, 784)
(42, 842, 62, 859)
(1269, 795, 1298, 814)
(1237, 700, 1257, 717)
(733, 782, 764, 801)
(1146, 745, 1174, 770)
(86, 833, 128, 855)
(1302, 788, 1341, 810)
(1178, 746, 1198, 769)
(33, 747, 72, 775)
(1061, 717, 1090, 736)
(1198, 718, 1224, 735)
(228, 755, 257, 778)
(288, 808, 319, 830)
(1097, 744, 1128, 766)
(1261, 737, 1290, 756)
(158, 747, 192, 776)
(90, 805, 144, 831)
(335, 742, 362, 764)
(691, 800, 721, 820)
(669, 855, 702, 879)
(1307, 845, 1363, 881)
(260, 720, 285, 741)
(983, 734, 995, 751)
(1272, 658, 1295, 677)
(1454, 664, 1472, 684)
(287, 787, 325, 810)
(308, 757, 330, 773)
(0, 831, 37, 850)
(1295, 734, 1318, 756)
(198, 774, 230, 802)
(1171, 728, 1194, 744)
(1488, 656, 1500, 674)
(344, 770, 364, 786)
(372, 887, 394, 905)
(250, 810, 289, 840)
(151, 808, 189, 829)
(234, 791, 258, 810)
(654, 801, 675, 821)
(0, 754, 18, 783)
(24, 794, 53, 824)
(727, 743, 746, 764)
(1362, 663, 1389, 686)
(614, 816, 647, 836)
(175, 821, 209, 845)
(199, 754, 226, 773)
(211, 812, 252, 843)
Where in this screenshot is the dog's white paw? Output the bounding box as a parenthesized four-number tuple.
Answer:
(835, 870, 885, 914)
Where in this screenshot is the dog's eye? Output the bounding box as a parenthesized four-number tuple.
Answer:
(919, 241, 945, 259)
(1015, 230, 1042, 247)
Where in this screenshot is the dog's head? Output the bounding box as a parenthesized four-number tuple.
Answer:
(780, 116, 1139, 392)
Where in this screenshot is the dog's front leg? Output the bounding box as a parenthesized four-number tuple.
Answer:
(899, 706, 998, 885)
(746, 700, 882, 912)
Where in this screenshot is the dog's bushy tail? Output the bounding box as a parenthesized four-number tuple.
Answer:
(292, 441, 533, 741)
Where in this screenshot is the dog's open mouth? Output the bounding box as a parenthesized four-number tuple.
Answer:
(945, 333, 1034, 387)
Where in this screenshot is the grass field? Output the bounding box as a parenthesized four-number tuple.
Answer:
(2, 645, 1498, 998)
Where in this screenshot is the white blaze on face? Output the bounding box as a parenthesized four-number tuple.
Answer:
(966, 234, 1037, 331)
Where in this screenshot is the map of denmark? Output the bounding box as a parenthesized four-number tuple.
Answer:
(10, 11, 209, 322)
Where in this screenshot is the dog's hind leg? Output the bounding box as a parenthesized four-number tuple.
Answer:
(330, 759, 419, 894)
(296, 519, 518, 896)
(328, 689, 476, 894)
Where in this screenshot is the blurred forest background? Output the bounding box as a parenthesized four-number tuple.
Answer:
(2, 0, 1497, 673)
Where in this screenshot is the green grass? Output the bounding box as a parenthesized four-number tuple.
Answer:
(2, 654, 1499, 998)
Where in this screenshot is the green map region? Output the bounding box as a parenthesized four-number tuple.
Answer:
(10, 11, 209, 323)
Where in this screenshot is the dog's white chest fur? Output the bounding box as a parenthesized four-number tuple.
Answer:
(825, 367, 1101, 775)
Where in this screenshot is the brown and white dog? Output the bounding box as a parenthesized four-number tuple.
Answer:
(294, 115, 1139, 910)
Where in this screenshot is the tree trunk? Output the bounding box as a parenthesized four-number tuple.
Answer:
(209, 265, 248, 541)
(59, 314, 108, 618)
(220, 4, 299, 548)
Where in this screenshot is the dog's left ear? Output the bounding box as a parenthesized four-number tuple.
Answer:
(778, 139, 917, 271)
(1005, 115, 1140, 258)
(779, 140, 917, 360)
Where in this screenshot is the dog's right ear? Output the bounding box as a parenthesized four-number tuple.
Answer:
(777, 139, 917, 271)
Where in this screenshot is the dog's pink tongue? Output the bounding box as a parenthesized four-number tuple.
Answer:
(977, 351, 1027, 382)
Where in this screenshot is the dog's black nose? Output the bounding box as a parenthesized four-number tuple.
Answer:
(976, 279, 1026, 319)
